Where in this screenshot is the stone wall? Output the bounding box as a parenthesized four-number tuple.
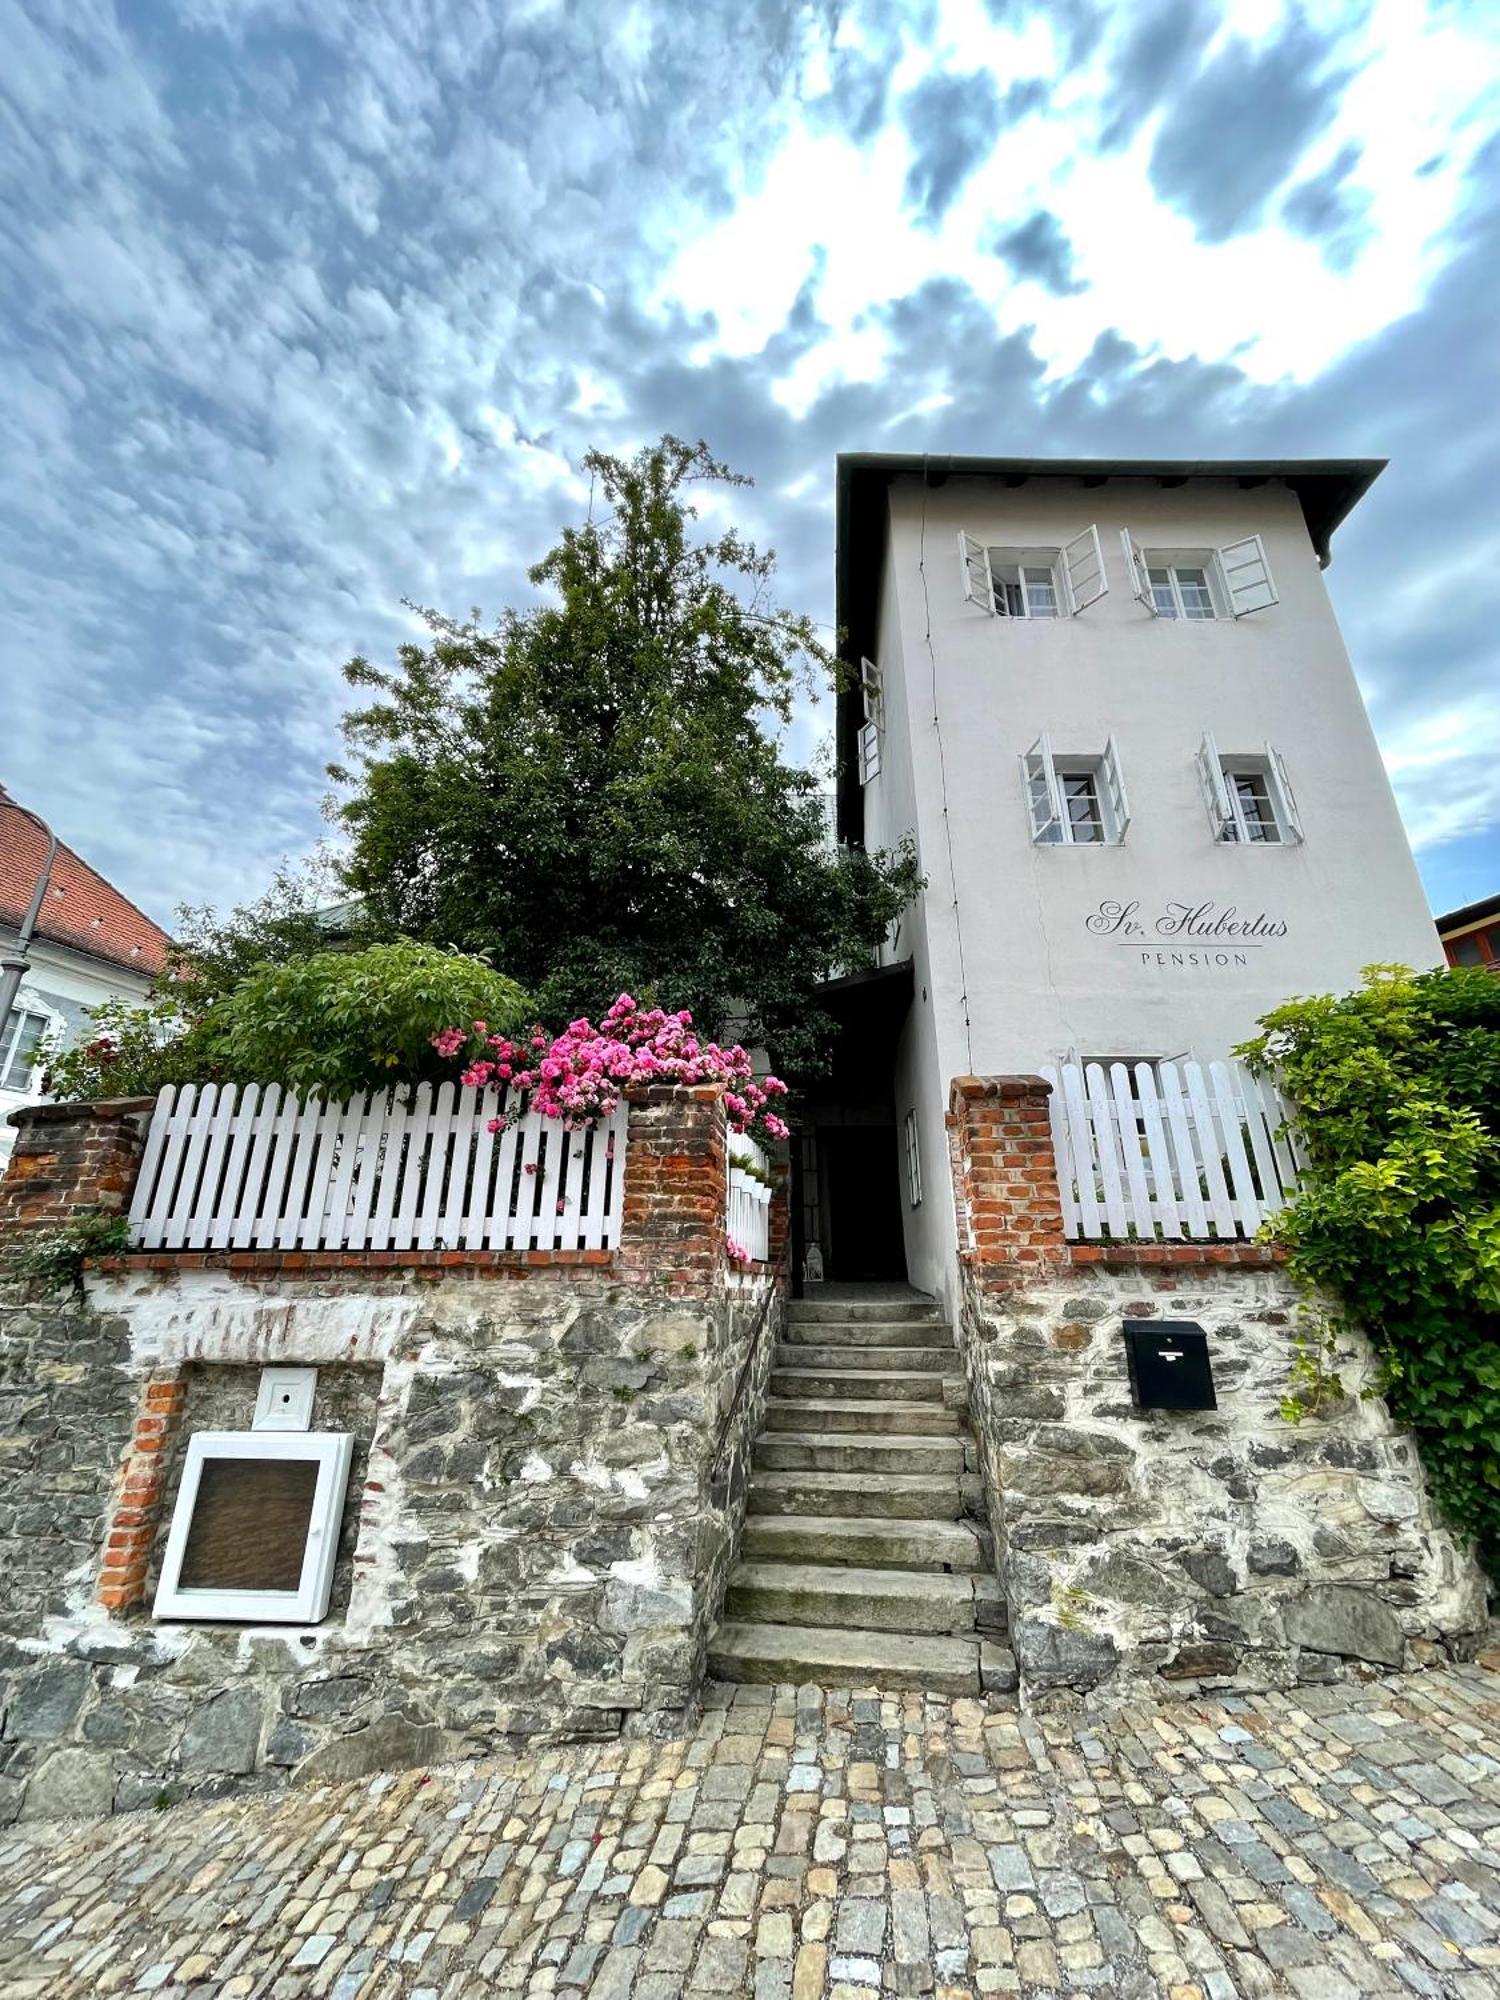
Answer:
(0, 1086, 786, 1821)
(946, 1076, 1489, 1706)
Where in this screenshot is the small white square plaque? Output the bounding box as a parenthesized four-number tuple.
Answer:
(253, 1366, 318, 1433)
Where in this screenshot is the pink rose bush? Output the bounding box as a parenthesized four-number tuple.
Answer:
(725, 1236, 752, 1270)
(432, 993, 790, 1144)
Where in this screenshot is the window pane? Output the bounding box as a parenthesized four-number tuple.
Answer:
(1147, 569, 1177, 618)
(1000, 579, 1026, 616)
(1062, 771, 1103, 843)
(178, 1456, 320, 1593)
(1451, 936, 1486, 966)
(1231, 772, 1278, 843)
(2, 1011, 47, 1091)
(1177, 568, 1214, 620)
(1022, 568, 1057, 618)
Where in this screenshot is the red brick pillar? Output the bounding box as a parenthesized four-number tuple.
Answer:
(767, 1156, 790, 1276)
(98, 1373, 185, 1614)
(0, 1098, 155, 1242)
(616, 1083, 730, 1292)
(947, 1076, 1068, 1283)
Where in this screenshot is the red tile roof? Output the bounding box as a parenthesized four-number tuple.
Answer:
(0, 787, 171, 978)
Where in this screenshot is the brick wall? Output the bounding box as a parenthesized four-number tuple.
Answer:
(946, 1074, 1068, 1280)
(0, 1097, 154, 1237)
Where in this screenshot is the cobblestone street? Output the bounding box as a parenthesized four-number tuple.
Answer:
(6, 1668, 1500, 1999)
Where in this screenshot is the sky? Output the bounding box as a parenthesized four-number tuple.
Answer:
(3, 0, 1499, 930)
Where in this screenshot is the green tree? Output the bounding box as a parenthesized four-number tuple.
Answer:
(169, 851, 366, 1009)
(1240, 964, 1500, 1561)
(329, 436, 919, 1076)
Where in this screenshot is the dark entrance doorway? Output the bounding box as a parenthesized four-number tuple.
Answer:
(819, 1125, 906, 1280)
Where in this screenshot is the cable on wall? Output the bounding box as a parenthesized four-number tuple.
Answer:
(917, 459, 975, 1076)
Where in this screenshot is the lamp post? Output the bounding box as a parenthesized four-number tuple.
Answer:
(0, 796, 58, 1036)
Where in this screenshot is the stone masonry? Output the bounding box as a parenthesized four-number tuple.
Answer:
(0, 1085, 788, 1821)
(947, 1077, 1489, 1704)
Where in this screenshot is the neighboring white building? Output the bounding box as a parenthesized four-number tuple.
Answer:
(807, 455, 1441, 1305)
(0, 786, 171, 1162)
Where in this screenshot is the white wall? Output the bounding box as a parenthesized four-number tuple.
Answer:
(0, 937, 155, 1161)
(862, 473, 1438, 1089)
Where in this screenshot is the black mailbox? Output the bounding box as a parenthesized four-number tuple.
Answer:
(1122, 1320, 1216, 1411)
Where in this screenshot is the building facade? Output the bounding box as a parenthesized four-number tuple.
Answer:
(821, 456, 1442, 1304)
(0, 787, 170, 1161)
(1437, 891, 1500, 970)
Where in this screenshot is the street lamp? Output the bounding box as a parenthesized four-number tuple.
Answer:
(0, 794, 59, 1036)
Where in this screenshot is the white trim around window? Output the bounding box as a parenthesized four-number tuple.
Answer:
(1122, 531, 1278, 618)
(1, 1004, 59, 1093)
(1197, 732, 1302, 844)
(153, 1430, 353, 1625)
(959, 528, 1108, 618)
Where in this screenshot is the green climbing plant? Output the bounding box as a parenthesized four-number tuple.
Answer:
(1239, 963, 1500, 1565)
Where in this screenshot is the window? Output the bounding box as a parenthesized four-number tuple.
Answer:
(857, 656, 882, 785)
(1121, 530, 1278, 618)
(904, 1110, 922, 1207)
(1, 1009, 49, 1092)
(1450, 935, 1487, 966)
(1022, 734, 1130, 845)
(959, 526, 1108, 619)
(1148, 564, 1216, 621)
(1197, 734, 1302, 844)
(154, 1430, 353, 1624)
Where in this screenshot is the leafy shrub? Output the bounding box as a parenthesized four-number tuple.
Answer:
(196, 940, 531, 1100)
(1239, 963, 1500, 1563)
(40, 998, 213, 1103)
(3, 1210, 134, 1293)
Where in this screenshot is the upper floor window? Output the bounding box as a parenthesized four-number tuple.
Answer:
(1446, 928, 1496, 969)
(960, 527, 1108, 620)
(1197, 734, 1301, 844)
(857, 656, 882, 785)
(903, 1109, 923, 1208)
(1122, 531, 1278, 619)
(1023, 734, 1129, 846)
(1, 1009, 49, 1092)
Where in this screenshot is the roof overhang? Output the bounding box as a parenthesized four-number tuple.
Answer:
(1435, 892, 1500, 935)
(834, 453, 1385, 844)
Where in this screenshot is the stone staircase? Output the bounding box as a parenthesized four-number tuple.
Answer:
(708, 1290, 1015, 1697)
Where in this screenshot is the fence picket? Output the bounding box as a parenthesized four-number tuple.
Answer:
(1083, 1063, 1129, 1236)
(322, 1092, 371, 1249)
(1058, 1062, 1101, 1238)
(1237, 1069, 1285, 1218)
(1183, 1063, 1236, 1237)
(1159, 1065, 1208, 1238)
(1109, 1062, 1155, 1238)
(1038, 1068, 1079, 1238)
(440, 1099, 479, 1247)
(256, 1088, 302, 1247)
(487, 1097, 524, 1249)
(1133, 1061, 1182, 1238)
(164, 1084, 218, 1251)
(210, 1083, 260, 1250)
(1209, 1060, 1262, 1235)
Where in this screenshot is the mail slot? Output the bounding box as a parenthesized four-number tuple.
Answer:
(1122, 1320, 1216, 1411)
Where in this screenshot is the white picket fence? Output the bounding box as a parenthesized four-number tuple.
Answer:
(727, 1135, 772, 1264)
(127, 1082, 630, 1254)
(1038, 1059, 1301, 1242)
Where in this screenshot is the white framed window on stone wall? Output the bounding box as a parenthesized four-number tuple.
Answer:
(903, 1109, 922, 1208)
(1120, 530, 1278, 618)
(0, 1007, 54, 1092)
(959, 528, 1107, 619)
(857, 655, 882, 785)
(1022, 734, 1130, 846)
(1197, 733, 1302, 845)
(153, 1430, 353, 1624)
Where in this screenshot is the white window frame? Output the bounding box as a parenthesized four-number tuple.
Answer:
(1022, 734, 1129, 846)
(0, 1004, 59, 1094)
(1197, 732, 1302, 844)
(153, 1430, 354, 1625)
(959, 527, 1107, 618)
(857, 656, 883, 786)
(903, 1109, 922, 1208)
(1147, 562, 1218, 621)
(1123, 531, 1278, 618)
(857, 720, 881, 785)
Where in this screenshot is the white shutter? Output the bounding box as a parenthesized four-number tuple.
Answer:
(1103, 736, 1130, 843)
(1061, 525, 1108, 615)
(1267, 740, 1302, 841)
(1021, 734, 1062, 843)
(859, 656, 882, 727)
(1197, 732, 1234, 840)
(858, 720, 881, 785)
(959, 532, 996, 615)
(1217, 534, 1278, 616)
(1119, 528, 1157, 612)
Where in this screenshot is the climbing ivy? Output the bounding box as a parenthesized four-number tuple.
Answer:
(1238, 964, 1500, 1566)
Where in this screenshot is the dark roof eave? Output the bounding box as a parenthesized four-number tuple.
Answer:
(1435, 892, 1500, 933)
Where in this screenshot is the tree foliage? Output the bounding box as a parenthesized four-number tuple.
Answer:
(169, 851, 363, 1009)
(329, 435, 920, 1077)
(195, 942, 532, 1101)
(1239, 963, 1500, 1563)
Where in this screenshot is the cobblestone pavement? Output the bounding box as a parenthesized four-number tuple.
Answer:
(6, 1669, 1500, 1999)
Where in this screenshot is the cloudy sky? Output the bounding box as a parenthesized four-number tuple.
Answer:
(3, 0, 1499, 930)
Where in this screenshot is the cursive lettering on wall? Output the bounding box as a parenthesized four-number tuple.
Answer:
(1085, 899, 1288, 943)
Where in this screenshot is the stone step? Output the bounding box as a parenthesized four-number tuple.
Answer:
(780, 1319, 954, 1350)
(741, 1513, 989, 1573)
(788, 1297, 940, 1325)
(726, 1560, 982, 1636)
(775, 1343, 953, 1374)
(754, 1432, 965, 1475)
(763, 1398, 962, 1437)
(708, 1620, 980, 1695)
(769, 1369, 951, 1404)
(748, 1470, 961, 1521)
